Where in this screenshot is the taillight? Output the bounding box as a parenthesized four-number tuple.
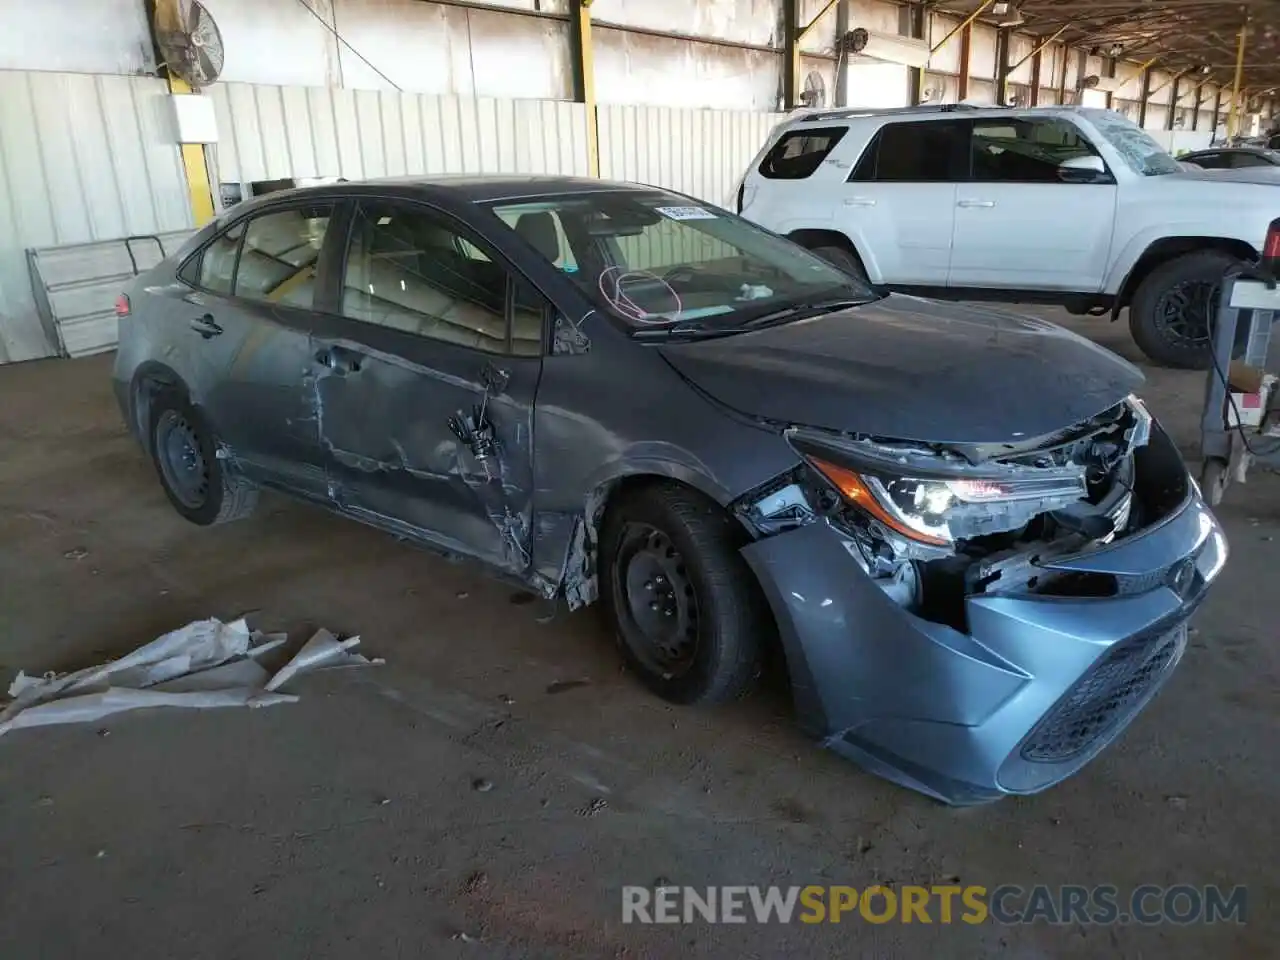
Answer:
(115, 293, 131, 318)
(1263, 218, 1280, 271)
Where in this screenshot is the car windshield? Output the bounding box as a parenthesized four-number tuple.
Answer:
(489, 192, 875, 330)
(1079, 108, 1183, 177)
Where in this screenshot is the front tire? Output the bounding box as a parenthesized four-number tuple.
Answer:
(599, 483, 767, 705)
(1129, 250, 1237, 369)
(149, 391, 258, 526)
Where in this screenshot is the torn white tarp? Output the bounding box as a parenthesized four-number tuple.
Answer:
(264, 628, 380, 692)
(0, 619, 379, 739)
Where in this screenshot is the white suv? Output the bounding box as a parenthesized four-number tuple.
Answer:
(737, 104, 1279, 368)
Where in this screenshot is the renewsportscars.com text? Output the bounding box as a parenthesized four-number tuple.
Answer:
(622, 884, 1247, 926)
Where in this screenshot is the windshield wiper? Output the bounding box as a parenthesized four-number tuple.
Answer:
(740, 298, 872, 327)
(631, 298, 871, 341)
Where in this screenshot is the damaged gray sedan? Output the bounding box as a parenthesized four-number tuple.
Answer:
(114, 176, 1226, 803)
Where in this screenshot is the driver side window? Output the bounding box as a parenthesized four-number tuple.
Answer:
(339, 201, 546, 357)
(970, 118, 1107, 183)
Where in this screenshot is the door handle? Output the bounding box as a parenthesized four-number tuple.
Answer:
(957, 199, 996, 208)
(314, 346, 363, 375)
(843, 197, 877, 206)
(189, 314, 223, 338)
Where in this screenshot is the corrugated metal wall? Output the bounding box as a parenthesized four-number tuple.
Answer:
(0, 70, 193, 363)
(597, 104, 785, 206)
(209, 83, 593, 183)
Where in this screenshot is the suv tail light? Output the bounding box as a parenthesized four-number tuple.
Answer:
(115, 293, 131, 318)
(1263, 218, 1280, 272)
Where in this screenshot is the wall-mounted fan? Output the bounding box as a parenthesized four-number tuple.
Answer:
(155, 0, 225, 88)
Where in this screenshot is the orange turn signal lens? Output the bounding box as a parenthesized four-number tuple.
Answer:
(807, 456, 950, 547)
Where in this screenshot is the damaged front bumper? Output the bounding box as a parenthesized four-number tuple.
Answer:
(741, 448, 1227, 805)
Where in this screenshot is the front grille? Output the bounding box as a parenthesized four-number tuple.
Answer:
(1020, 624, 1186, 763)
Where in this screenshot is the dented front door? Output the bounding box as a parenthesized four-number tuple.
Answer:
(311, 327, 540, 572)
(310, 198, 545, 574)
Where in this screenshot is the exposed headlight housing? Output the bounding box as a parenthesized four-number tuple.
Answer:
(806, 456, 1087, 546)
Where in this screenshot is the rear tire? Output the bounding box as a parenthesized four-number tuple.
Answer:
(599, 483, 767, 705)
(1129, 250, 1237, 369)
(809, 244, 869, 283)
(149, 390, 258, 526)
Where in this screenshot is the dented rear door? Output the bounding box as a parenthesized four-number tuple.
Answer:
(309, 198, 546, 575)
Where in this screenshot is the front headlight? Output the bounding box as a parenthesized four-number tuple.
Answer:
(807, 457, 1087, 546)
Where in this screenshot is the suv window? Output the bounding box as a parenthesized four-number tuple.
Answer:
(971, 117, 1106, 183)
(850, 120, 969, 182)
(1189, 152, 1228, 169)
(759, 127, 848, 179)
(340, 201, 544, 356)
(1231, 152, 1271, 168)
(235, 204, 333, 307)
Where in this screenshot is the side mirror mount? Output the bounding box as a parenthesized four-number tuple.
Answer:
(1058, 154, 1109, 183)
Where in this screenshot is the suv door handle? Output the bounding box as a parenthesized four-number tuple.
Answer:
(314, 346, 363, 375)
(844, 197, 876, 206)
(189, 314, 223, 338)
(957, 199, 996, 208)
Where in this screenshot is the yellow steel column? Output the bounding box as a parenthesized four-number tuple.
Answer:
(930, 0, 993, 56)
(152, 0, 215, 225)
(1227, 18, 1248, 138)
(570, 0, 598, 176)
(168, 76, 216, 226)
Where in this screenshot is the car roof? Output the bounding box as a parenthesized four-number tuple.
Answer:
(235, 175, 664, 210)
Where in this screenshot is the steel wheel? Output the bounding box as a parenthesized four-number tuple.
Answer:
(614, 523, 700, 678)
(1153, 278, 1219, 351)
(155, 409, 210, 510)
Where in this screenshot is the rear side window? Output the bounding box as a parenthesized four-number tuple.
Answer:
(759, 127, 848, 179)
(850, 120, 969, 182)
(191, 222, 244, 295)
(234, 204, 334, 308)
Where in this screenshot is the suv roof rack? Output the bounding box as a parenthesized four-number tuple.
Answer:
(798, 102, 1008, 123)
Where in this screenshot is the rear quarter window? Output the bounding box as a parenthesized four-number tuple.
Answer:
(758, 126, 848, 180)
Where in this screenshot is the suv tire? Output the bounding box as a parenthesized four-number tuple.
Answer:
(599, 483, 767, 705)
(809, 244, 868, 283)
(149, 390, 259, 526)
(1129, 250, 1237, 369)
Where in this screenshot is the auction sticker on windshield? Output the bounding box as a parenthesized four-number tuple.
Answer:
(655, 206, 718, 220)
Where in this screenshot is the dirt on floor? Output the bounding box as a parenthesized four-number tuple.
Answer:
(0, 312, 1275, 959)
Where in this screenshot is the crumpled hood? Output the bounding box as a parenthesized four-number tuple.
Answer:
(658, 295, 1143, 445)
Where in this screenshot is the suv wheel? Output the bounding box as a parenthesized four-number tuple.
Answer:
(1129, 250, 1237, 369)
(149, 390, 258, 526)
(599, 483, 767, 705)
(808, 245, 868, 283)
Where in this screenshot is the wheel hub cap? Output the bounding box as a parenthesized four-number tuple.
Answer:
(619, 526, 698, 673)
(1155, 278, 1219, 349)
(159, 413, 210, 509)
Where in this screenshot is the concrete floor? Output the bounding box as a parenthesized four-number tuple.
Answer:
(0, 312, 1275, 958)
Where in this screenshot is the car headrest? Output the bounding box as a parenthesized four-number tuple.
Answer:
(515, 211, 560, 263)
